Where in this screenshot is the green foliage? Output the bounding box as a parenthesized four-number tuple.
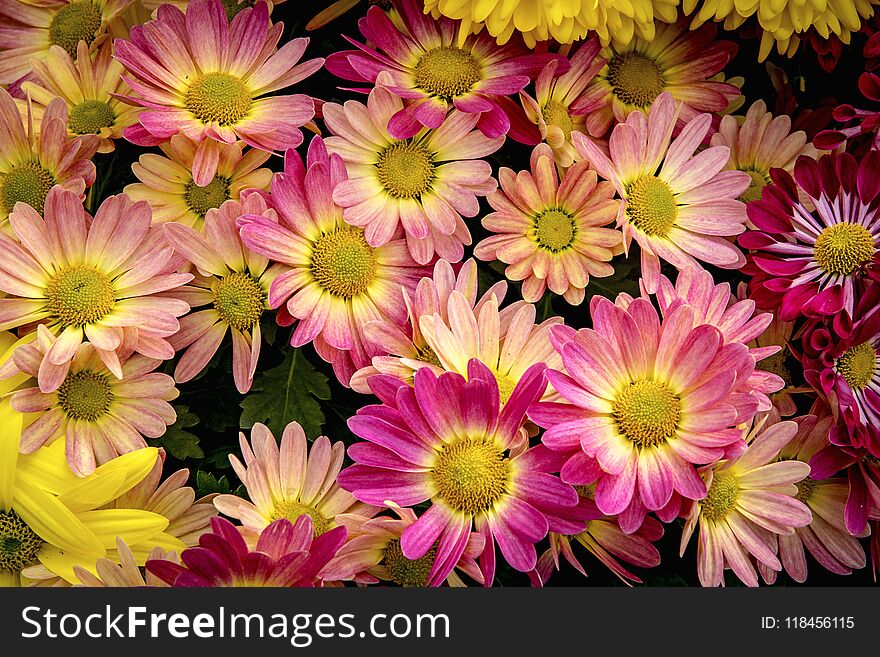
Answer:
(148, 405, 203, 460)
(195, 470, 233, 497)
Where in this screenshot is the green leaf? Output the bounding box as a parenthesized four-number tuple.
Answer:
(239, 348, 331, 438)
(196, 470, 231, 496)
(148, 405, 203, 460)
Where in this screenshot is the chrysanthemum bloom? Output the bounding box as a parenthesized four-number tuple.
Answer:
(322, 502, 485, 586)
(325, 0, 552, 140)
(350, 258, 511, 394)
(0, 187, 192, 391)
(0, 0, 131, 84)
(164, 194, 284, 393)
(809, 442, 880, 537)
(238, 137, 431, 386)
(338, 361, 583, 585)
(0, 88, 98, 226)
(711, 100, 821, 204)
(679, 417, 812, 587)
(125, 135, 272, 230)
(574, 93, 750, 294)
(325, 84, 500, 264)
(72, 539, 173, 587)
(740, 152, 880, 321)
(530, 296, 764, 532)
(19, 41, 139, 153)
(579, 22, 740, 139)
(10, 336, 178, 476)
(115, 0, 322, 185)
(146, 515, 347, 587)
(139, 0, 286, 18)
(815, 72, 880, 154)
(475, 143, 623, 305)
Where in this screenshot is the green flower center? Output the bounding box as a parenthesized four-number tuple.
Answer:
(415, 344, 443, 368)
(701, 472, 739, 521)
(0, 162, 57, 215)
(414, 46, 482, 100)
(533, 208, 576, 252)
(377, 141, 435, 199)
(739, 168, 770, 204)
(46, 265, 116, 327)
(607, 52, 665, 109)
(48, 1, 102, 56)
(212, 271, 265, 332)
(625, 175, 678, 237)
(541, 100, 573, 139)
(432, 437, 509, 515)
(310, 228, 377, 298)
(184, 175, 231, 219)
(68, 100, 115, 135)
(57, 370, 114, 421)
(813, 222, 875, 276)
(836, 342, 877, 392)
(185, 73, 253, 126)
(271, 500, 331, 538)
(760, 349, 792, 386)
(613, 380, 681, 448)
(0, 511, 44, 574)
(220, 0, 255, 20)
(795, 477, 815, 504)
(383, 539, 436, 587)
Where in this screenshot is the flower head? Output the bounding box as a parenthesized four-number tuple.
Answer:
(815, 72, 880, 153)
(72, 539, 175, 587)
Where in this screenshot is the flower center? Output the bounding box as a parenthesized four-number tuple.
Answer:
(57, 370, 114, 421)
(625, 175, 678, 236)
(271, 500, 331, 538)
(414, 46, 482, 100)
(48, 1, 102, 56)
(212, 271, 265, 332)
(184, 175, 231, 219)
(612, 380, 681, 448)
(382, 539, 436, 587)
(494, 371, 517, 405)
(606, 52, 665, 108)
(376, 141, 435, 199)
(220, 0, 255, 20)
(432, 437, 509, 515)
(185, 73, 253, 126)
(541, 100, 573, 139)
(68, 100, 115, 135)
(739, 168, 770, 203)
(701, 471, 738, 521)
(415, 344, 443, 368)
(795, 477, 815, 504)
(46, 265, 116, 327)
(0, 511, 44, 574)
(813, 222, 875, 276)
(836, 342, 877, 391)
(0, 162, 57, 215)
(533, 208, 576, 252)
(310, 228, 377, 298)
(759, 349, 793, 386)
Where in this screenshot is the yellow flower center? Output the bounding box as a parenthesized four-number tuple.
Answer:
(533, 208, 576, 252)
(0, 162, 57, 215)
(414, 46, 482, 100)
(0, 511, 44, 574)
(494, 371, 517, 405)
(813, 222, 875, 276)
(184, 175, 232, 219)
(57, 370, 114, 421)
(836, 342, 877, 391)
(701, 471, 739, 521)
(68, 100, 115, 135)
(382, 539, 436, 587)
(432, 437, 509, 515)
(46, 265, 116, 327)
(415, 344, 443, 368)
(212, 271, 265, 332)
(607, 52, 665, 109)
(612, 380, 681, 448)
(220, 0, 255, 20)
(625, 175, 678, 237)
(739, 168, 770, 204)
(541, 100, 573, 139)
(376, 141, 435, 199)
(48, 1, 102, 56)
(185, 73, 253, 126)
(795, 477, 815, 504)
(271, 500, 331, 538)
(310, 228, 377, 298)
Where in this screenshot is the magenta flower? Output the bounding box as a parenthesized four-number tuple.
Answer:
(814, 71, 880, 152)
(810, 443, 880, 538)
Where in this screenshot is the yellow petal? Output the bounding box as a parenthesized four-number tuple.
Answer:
(0, 400, 22, 510)
(77, 509, 169, 549)
(16, 440, 82, 496)
(118, 533, 187, 564)
(92, 447, 160, 497)
(37, 546, 101, 585)
(56, 470, 126, 513)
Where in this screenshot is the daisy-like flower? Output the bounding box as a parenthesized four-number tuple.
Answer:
(748, 310, 802, 417)
(213, 421, 375, 544)
(0, 0, 131, 84)
(0, 187, 192, 392)
(163, 194, 284, 393)
(574, 93, 750, 294)
(580, 21, 740, 139)
(139, 0, 286, 18)
(325, 83, 501, 264)
(814, 72, 880, 153)
(740, 152, 880, 321)
(530, 295, 764, 532)
(19, 41, 139, 153)
(711, 100, 822, 204)
(237, 137, 431, 386)
(338, 361, 584, 585)
(809, 443, 880, 537)
(125, 134, 272, 230)
(72, 539, 174, 587)
(10, 334, 178, 476)
(115, 0, 323, 185)
(146, 515, 347, 587)
(679, 417, 812, 587)
(325, 0, 553, 139)
(321, 502, 485, 586)
(475, 143, 623, 305)
(0, 88, 98, 225)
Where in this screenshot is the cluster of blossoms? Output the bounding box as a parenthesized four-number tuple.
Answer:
(0, 0, 877, 590)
